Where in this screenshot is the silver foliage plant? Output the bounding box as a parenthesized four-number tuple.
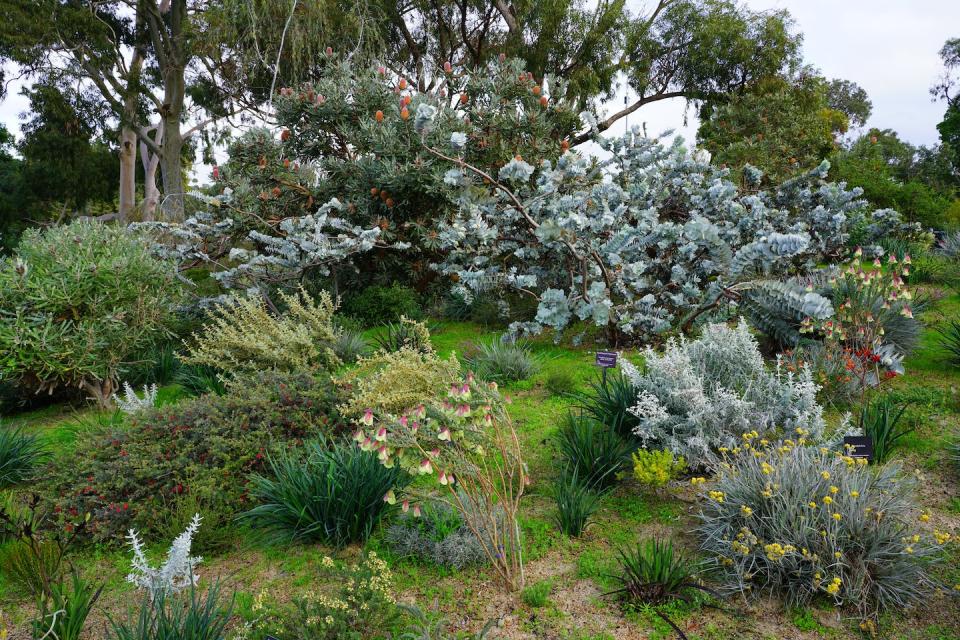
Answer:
(112, 381, 159, 415)
(126, 513, 203, 598)
(433, 121, 906, 342)
(133, 194, 388, 295)
(620, 321, 825, 469)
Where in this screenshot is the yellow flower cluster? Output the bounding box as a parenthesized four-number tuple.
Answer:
(764, 542, 795, 562)
(934, 530, 952, 545)
(825, 576, 842, 595)
(709, 490, 725, 503)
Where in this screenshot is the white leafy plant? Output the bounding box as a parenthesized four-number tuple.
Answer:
(621, 320, 825, 469)
(112, 381, 159, 414)
(126, 513, 203, 597)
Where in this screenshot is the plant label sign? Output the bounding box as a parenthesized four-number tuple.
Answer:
(595, 351, 618, 368)
(843, 436, 873, 462)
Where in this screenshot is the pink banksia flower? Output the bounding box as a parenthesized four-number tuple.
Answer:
(873, 258, 882, 268)
(483, 413, 493, 426)
(411, 421, 419, 433)
(377, 445, 390, 462)
(901, 306, 913, 319)
(854, 246, 863, 258)
(360, 437, 374, 452)
(415, 404, 426, 418)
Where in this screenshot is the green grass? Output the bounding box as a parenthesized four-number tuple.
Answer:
(521, 578, 554, 608)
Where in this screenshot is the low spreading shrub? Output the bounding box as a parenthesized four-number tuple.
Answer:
(0, 220, 181, 406)
(0, 426, 47, 488)
(42, 370, 346, 543)
(621, 321, 826, 470)
(555, 414, 632, 491)
(243, 440, 408, 546)
(181, 288, 340, 375)
(385, 499, 490, 569)
(631, 449, 687, 491)
(336, 345, 460, 418)
(244, 552, 399, 640)
(696, 442, 944, 620)
(343, 284, 422, 326)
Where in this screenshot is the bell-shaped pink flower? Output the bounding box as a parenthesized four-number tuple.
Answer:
(402, 500, 410, 512)
(413, 504, 422, 517)
(375, 427, 388, 442)
(383, 490, 396, 505)
(353, 429, 366, 443)
(361, 409, 374, 426)
(418, 459, 433, 475)
(438, 427, 451, 441)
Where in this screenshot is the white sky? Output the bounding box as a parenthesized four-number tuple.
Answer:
(1, 0, 956, 178)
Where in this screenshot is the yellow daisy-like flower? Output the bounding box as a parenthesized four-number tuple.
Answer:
(823, 496, 833, 505)
(761, 462, 774, 475)
(834, 551, 842, 559)
(849, 490, 859, 498)
(934, 530, 952, 545)
(905, 546, 914, 554)
(820, 471, 831, 480)
(832, 513, 842, 521)
(690, 477, 706, 486)
(809, 501, 818, 509)
(741, 505, 753, 517)
(829, 486, 838, 494)
(919, 513, 930, 523)
(709, 490, 725, 503)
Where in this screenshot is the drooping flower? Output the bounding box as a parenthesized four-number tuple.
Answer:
(418, 459, 433, 475)
(361, 409, 374, 426)
(383, 490, 396, 505)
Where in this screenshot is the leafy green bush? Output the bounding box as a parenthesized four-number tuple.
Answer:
(385, 499, 490, 569)
(42, 371, 346, 544)
(0, 220, 180, 406)
(0, 426, 47, 488)
(343, 284, 422, 326)
(463, 337, 539, 383)
(109, 583, 233, 640)
(243, 440, 408, 546)
(556, 414, 632, 491)
(631, 449, 687, 490)
(696, 443, 943, 619)
(181, 288, 340, 376)
(554, 470, 604, 537)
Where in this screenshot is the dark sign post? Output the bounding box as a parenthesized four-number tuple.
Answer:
(842, 436, 873, 463)
(595, 351, 618, 385)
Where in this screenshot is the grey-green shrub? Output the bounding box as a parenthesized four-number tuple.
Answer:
(463, 336, 539, 383)
(385, 500, 489, 569)
(243, 440, 409, 546)
(0, 220, 180, 406)
(696, 443, 943, 619)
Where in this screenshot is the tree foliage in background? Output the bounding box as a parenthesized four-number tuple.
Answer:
(697, 73, 860, 183)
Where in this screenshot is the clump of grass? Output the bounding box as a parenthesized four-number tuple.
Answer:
(521, 579, 553, 608)
(463, 336, 539, 383)
(556, 413, 633, 491)
(858, 395, 914, 464)
(243, 440, 408, 546)
(571, 369, 639, 440)
(333, 329, 369, 364)
(554, 469, 605, 537)
(937, 319, 960, 366)
(544, 369, 577, 396)
(0, 426, 48, 489)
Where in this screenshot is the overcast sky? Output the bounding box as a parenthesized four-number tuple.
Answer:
(1, 0, 956, 171)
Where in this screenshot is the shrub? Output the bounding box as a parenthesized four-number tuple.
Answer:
(125, 513, 203, 597)
(243, 440, 408, 546)
(42, 370, 346, 544)
(358, 376, 527, 589)
(112, 382, 159, 415)
(858, 396, 914, 464)
(544, 369, 577, 396)
(181, 288, 340, 375)
(385, 499, 490, 569)
(463, 337, 539, 383)
(110, 582, 233, 640)
(0, 220, 180, 406)
(0, 537, 61, 598)
(556, 414, 632, 491)
(571, 369, 641, 440)
(0, 426, 47, 488)
(696, 442, 944, 619)
(937, 319, 960, 366)
(373, 316, 434, 354)
(343, 284, 422, 326)
(554, 470, 604, 537)
(250, 552, 399, 640)
(621, 321, 826, 469)
(337, 346, 460, 418)
(398, 604, 495, 640)
(631, 449, 687, 490)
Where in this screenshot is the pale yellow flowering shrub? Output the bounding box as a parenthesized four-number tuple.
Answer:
(336, 346, 460, 418)
(181, 288, 340, 374)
